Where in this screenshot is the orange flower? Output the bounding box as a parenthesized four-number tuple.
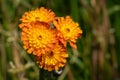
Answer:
(19, 7, 83, 71)
(53, 16, 82, 49)
(20, 7, 55, 24)
(36, 44, 68, 71)
(20, 22, 57, 56)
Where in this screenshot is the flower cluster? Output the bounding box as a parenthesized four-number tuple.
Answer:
(19, 7, 82, 71)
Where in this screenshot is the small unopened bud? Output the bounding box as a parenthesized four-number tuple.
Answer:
(54, 68, 63, 76)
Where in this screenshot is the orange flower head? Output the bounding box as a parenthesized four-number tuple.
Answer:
(53, 16, 82, 49)
(20, 22, 57, 56)
(20, 7, 55, 23)
(36, 44, 68, 71)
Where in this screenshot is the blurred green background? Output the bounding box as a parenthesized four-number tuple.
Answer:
(0, 0, 120, 80)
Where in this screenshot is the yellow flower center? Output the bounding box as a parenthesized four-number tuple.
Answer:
(28, 25, 55, 49)
(65, 28, 70, 33)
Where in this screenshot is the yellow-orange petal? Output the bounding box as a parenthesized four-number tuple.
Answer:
(53, 16, 83, 48)
(36, 44, 68, 71)
(20, 7, 55, 23)
(20, 21, 57, 56)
